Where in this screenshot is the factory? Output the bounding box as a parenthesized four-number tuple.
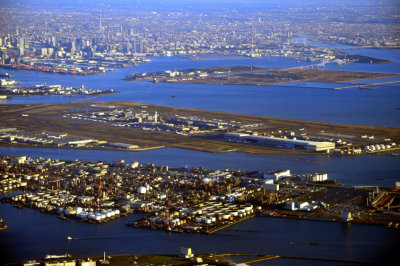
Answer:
(225, 133, 335, 152)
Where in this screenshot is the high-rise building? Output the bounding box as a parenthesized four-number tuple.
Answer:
(51, 36, 56, 47)
(70, 40, 76, 54)
(18, 38, 24, 56)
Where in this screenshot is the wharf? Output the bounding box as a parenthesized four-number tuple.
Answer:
(128, 213, 256, 235)
(206, 214, 255, 234)
(240, 254, 380, 265)
(334, 80, 400, 90)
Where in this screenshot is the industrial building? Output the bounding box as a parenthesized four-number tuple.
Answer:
(108, 143, 139, 149)
(225, 133, 335, 151)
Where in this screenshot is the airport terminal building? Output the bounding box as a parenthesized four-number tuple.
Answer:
(224, 133, 335, 152)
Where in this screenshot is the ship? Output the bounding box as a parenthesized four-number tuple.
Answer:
(0, 73, 12, 78)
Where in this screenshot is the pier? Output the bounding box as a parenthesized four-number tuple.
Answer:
(334, 80, 400, 90)
(240, 254, 380, 265)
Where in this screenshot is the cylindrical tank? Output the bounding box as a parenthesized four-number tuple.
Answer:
(137, 186, 147, 194)
(222, 214, 231, 220)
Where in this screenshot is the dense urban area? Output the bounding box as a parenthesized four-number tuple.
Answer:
(0, 1, 399, 71)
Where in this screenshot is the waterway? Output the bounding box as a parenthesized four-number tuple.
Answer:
(0, 146, 399, 187)
(1, 201, 399, 265)
(1, 51, 400, 127)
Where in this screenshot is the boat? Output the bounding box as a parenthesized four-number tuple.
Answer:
(66, 236, 74, 241)
(310, 241, 319, 245)
(0, 219, 7, 230)
(58, 213, 68, 220)
(171, 95, 177, 98)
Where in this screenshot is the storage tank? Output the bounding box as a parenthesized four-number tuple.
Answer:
(137, 186, 147, 194)
(131, 161, 139, 168)
(58, 208, 64, 213)
(101, 214, 106, 219)
(223, 214, 231, 220)
(115, 209, 120, 215)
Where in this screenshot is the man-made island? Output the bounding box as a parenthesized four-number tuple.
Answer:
(1, 155, 399, 238)
(125, 66, 397, 87)
(0, 102, 399, 156)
